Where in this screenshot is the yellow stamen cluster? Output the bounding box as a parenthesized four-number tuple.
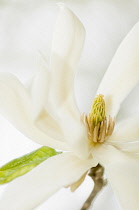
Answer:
(81, 95, 115, 144)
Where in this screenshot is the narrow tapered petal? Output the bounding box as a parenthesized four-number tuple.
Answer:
(31, 55, 66, 143)
(49, 5, 85, 118)
(48, 5, 88, 158)
(106, 114, 139, 153)
(0, 73, 68, 150)
(93, 145, 139, 210)
(36, 110, 65, 142)
(0, 152, 96, 210)
(97, 21, 139, 117)
(31, 66, 49, 120)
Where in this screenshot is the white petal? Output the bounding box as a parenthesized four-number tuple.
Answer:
(35, 110, 65, 142)
(49, 4, 85, 118)
(106, 114, 139, 153)
(97, 21, 139, 117)
(93, 144, 139, 210)
(31, 54, 67, 144)
(0, 73, 68, 150)
(31, 53, 49, 120)
(48, 5, 88, 158)
(0, 152, 96, 210)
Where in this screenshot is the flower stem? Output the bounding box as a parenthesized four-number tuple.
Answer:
(81, 164, 107, 210)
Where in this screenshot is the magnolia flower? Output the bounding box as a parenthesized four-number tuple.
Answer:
(0, 4, 139, 210)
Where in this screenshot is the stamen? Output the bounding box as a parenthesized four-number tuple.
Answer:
(81, 113, 115, 144)
(81, 95, 115, 144)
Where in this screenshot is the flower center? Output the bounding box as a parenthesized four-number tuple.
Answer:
(81, 95, 115, 144)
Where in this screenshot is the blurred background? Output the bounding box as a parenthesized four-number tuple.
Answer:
(0, 0, 139, 209)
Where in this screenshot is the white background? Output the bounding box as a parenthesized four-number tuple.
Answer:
(0, 0, 139, 209)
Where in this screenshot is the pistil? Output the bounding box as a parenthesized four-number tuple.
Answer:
(81, 95, 115, 144)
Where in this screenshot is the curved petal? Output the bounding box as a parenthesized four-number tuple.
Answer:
(97, 21, 139, 118)
(0, 152, 97, 210)
(31, 53, 67, 143)
(49, 4, 85, 119)
(31, 55, 49, 120)
(106, 114, 139, 153)
(0, 73, 68, 151)
(93, 144, 139, 210)
(35, 110, 65, 142)
(48, 5, 88, 158)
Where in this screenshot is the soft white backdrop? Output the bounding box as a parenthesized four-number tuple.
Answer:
(0, 0, 139, 209)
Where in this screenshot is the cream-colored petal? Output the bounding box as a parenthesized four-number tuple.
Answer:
(0, 73, 68, 151)
(0, 152, 96, 210)
(47, 5, 88, 158)
(93, 144, 139, 210)
(69, 171, 87, 192)
(35, 110, 65, 142)
(31, 54, 67, 143)
(49, 5, 85, 120)
(97, 21, 139, 118)
(31, 65, 49, 120)
(107, 114, 139, 153)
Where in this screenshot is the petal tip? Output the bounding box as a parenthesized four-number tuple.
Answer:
(57, 3, 75, 20)
(57, 2, 66, 10)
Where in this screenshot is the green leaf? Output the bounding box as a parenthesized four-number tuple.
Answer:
(0, 146, 61, 184)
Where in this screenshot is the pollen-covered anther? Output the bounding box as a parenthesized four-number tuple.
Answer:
(81, 94, 115, 143)
(81, 113, 115, 143)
